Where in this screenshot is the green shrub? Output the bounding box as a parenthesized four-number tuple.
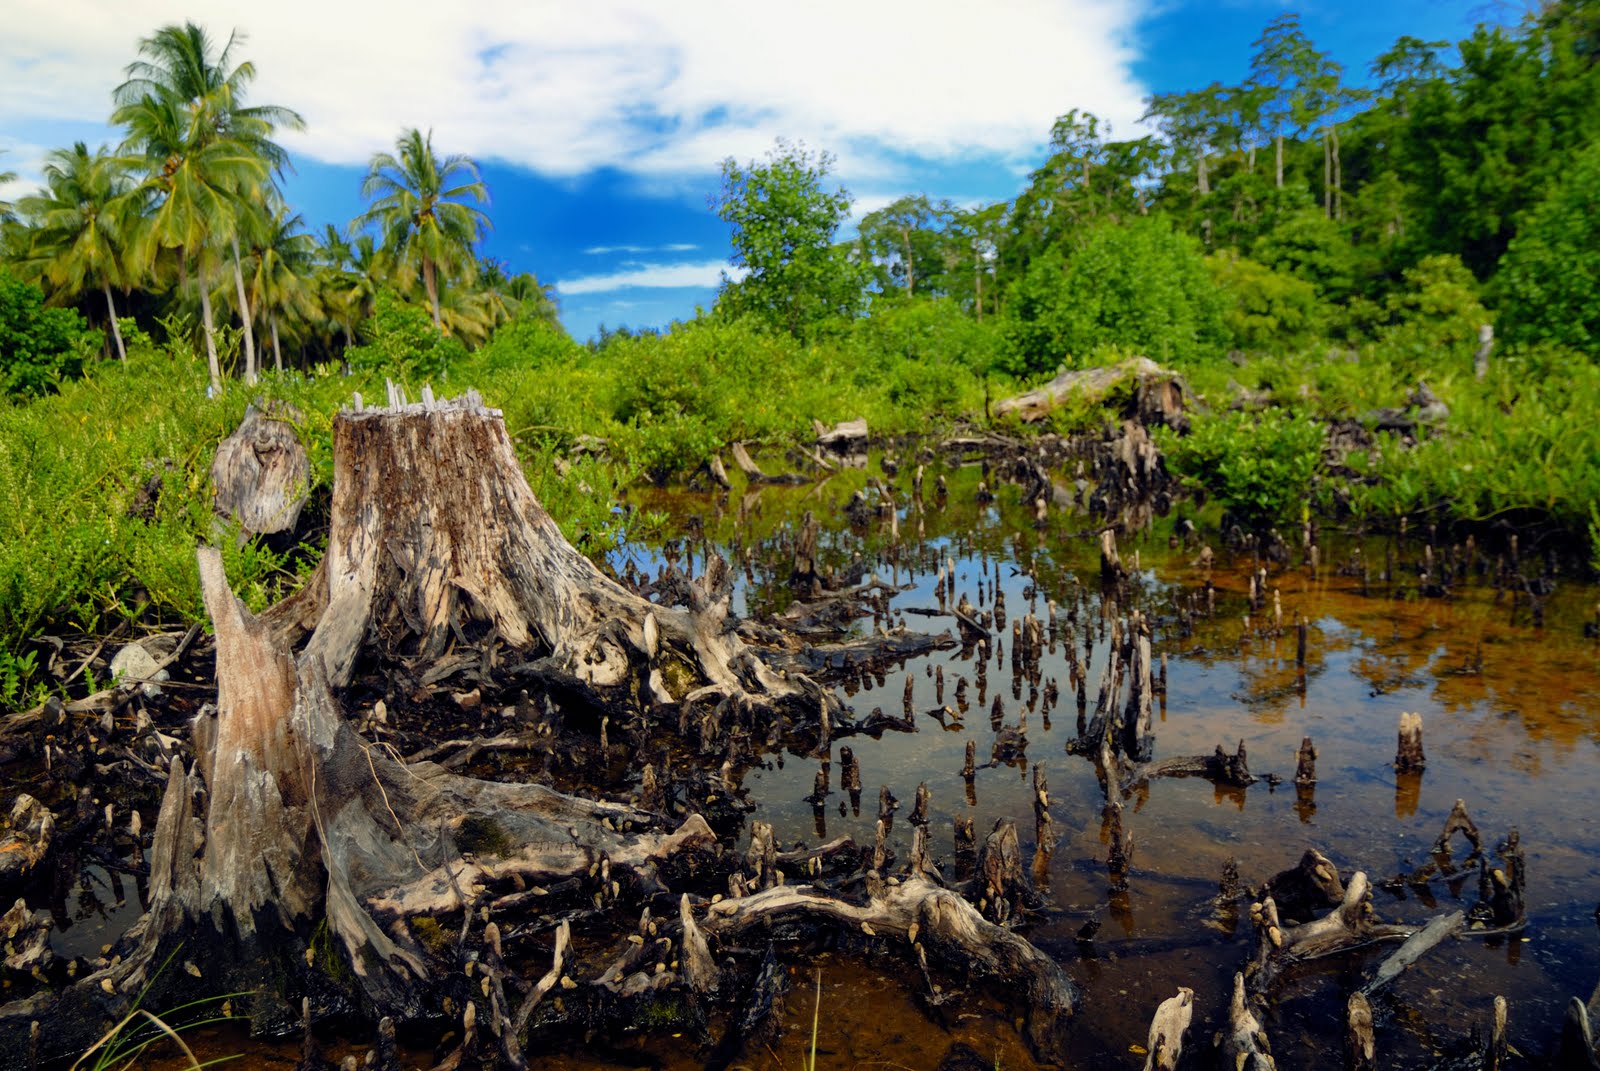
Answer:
(1495, 137, 1600, 352)
(345, 291, 468, 383)
(474, 315, 585, 372)
(1207, 251, 1325, 352)
(1252, 207, 1362, 302)
(1161, 408, 1325, 528)
(1375, 254, 1489, 366)
(0, 269, 95, 396)
(1004, 216, 1227, 377)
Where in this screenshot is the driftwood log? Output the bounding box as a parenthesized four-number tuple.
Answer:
(993, 357, 1190, 431)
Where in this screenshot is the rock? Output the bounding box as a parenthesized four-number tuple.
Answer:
(110, 641, 167, 698)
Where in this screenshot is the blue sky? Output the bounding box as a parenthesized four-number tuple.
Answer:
(1, 0, 1494, 341)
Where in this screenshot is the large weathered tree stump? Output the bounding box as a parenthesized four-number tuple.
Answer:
(0, 390, 842, 1063)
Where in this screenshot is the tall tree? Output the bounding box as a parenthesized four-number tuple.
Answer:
(358, 129, 490, 331)
(858, 194, 948, 297)
(713, 139, 864, 336)
(1250, 14, 1324, 189)
(15, 143, 135, 361)
(112, 22, 302, 392)
(249, 206, 316, 371)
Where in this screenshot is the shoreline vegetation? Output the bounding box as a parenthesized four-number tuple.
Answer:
(3, 4, 1600, 704)
(2, 7, 1600, 706)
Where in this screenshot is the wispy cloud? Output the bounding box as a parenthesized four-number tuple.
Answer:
(583, 242, 699, 255)
(0, 0, 1152, 187)
(556, 260, 741, 295)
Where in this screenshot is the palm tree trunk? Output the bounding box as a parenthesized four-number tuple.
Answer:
(1275, 136, 1284, 188)
(103, 281, 127, 363)
(198, 260, 222, 395)
(232, 237, 258, 384)
(271, 315, 284, 373)
(423, 258, 441, 330)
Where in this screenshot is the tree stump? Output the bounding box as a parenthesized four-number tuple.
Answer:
(0, 390, 833, 1062)
(210, 401, 310, 538)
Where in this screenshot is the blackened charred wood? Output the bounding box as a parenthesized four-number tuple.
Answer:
(1395, 711, 1426, 772)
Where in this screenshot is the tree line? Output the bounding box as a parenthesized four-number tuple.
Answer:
(0, 23, 555, 395)
(720, 2, 1600, 369)
(4, 4, 1599, 398)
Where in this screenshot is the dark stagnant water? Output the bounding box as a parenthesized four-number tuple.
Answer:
(87, 457, 1600, 1069)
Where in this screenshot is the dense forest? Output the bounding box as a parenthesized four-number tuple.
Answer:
(2, 4, 1599, 705)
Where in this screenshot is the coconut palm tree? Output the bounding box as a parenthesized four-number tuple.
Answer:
(358, 129, 489, 330)
(15, 143, 136, 361)
(249, 206, 316, 371)
(0, 152, 17, 223)
(112, 21, 303, 393)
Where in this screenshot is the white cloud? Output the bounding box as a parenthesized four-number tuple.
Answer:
(583, 243, 699, 255)
(556, 260, 742, 295)
(0, 0, 1153, 189)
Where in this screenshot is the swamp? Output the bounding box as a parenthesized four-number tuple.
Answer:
(3, 3, 1600, 1069)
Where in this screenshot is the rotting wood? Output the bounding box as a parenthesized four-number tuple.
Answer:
(1220, 972, 1275, 1071)
(730, 441, 806, 485)
(700, 878, 1078, 1063)
(210, 401, 310, 538)
(1345, 991, 1375, 1071)
(993, 357, 1190, 428)
(1395, 711, 1426, 772)
(1140, 987, 1194, 1071)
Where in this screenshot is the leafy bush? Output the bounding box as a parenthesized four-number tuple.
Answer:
(0, 269, 95, 396)
(1161, 408, 1325, 528)
(474, 315, 585, 372)
(1375, 254, 1489, 366)
(345, 291, 468, 383)
(1252, 207, 1363, 302)
(1004, 216, 1226, 377)
(1207, 251, 1325, 352)
(1495, 137, 1600, 352)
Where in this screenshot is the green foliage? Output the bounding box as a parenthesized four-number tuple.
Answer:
(1162, 408, 1325, 528)
(713, 140, 866, 336)
(1004, 217, 1226, 376)
(1495, 137, 1600, 351)
(1206, 251, 1325, 351)
(1251, 206, 1362, 300)
(1342, 348, 1600, 539)
(475, 315, 584, 372)
(0, 270, 95, 396)
(1375, 254, 1488, 364)
(345, 291, 468, 382)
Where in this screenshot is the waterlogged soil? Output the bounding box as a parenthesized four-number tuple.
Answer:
(103, 459, 1600, 1069)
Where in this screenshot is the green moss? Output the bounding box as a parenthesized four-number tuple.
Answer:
(409, 916, 455, 957)
(658, 656, 700, 701)
(456, 814, 513, 857)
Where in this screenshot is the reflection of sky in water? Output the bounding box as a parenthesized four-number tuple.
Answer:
(625, 463, 1600, 1069)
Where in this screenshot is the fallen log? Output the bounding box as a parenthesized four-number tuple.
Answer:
(993, 357, 1190, 429)
(700, 878, 1078, 1063)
